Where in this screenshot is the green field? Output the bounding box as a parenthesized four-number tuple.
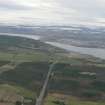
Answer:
(44, 94, 105, 105)
(0, 52, 51, 62)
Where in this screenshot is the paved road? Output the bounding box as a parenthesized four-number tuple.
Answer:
(35, 61, 58, 105)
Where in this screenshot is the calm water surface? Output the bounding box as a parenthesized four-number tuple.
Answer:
(46, 42, 105, 59)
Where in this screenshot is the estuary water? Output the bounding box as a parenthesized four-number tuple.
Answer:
(46, 42, 105, 59)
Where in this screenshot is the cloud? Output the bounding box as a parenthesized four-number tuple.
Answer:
(0, 0, 34, 10)
(0, 0, 105, 26)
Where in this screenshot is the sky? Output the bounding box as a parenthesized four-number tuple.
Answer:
(0, 0, 105, 26)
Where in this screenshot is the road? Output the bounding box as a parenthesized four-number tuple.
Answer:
(35, 61, 58, 105)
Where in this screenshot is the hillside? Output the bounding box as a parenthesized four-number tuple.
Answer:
(0, 35, 105, 105)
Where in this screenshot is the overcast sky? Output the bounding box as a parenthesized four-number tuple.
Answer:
(0, 0, 105, 26)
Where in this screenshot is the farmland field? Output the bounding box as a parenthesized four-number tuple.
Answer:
(44, 94, 105, 105)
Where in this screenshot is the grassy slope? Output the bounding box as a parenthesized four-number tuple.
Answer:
(0, 35, 105, 104)
(0, 84, 35, 105)
(0, 84, 35, 99)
